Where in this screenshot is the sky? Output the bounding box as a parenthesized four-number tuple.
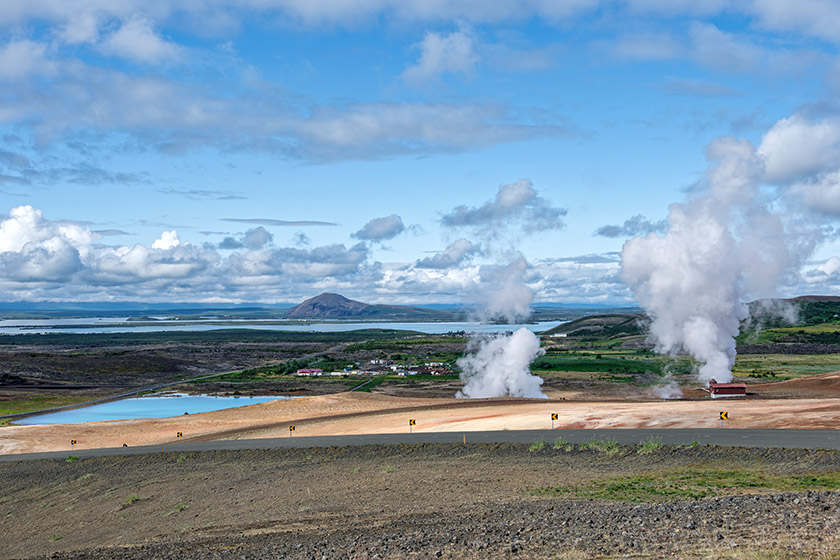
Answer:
(2, 0, 840, 305)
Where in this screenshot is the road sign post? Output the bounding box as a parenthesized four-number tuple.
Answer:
(409, 419, 415, 434)
(720, 411, 728, 429)
(289, 425, 295, 438)
(551, 413, 558, 429)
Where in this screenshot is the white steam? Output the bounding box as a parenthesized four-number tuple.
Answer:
(621, 137, 811, 385)
(456, 327, 546, 399)
(482, 256, 533, 323)
(651, 377, 683, 400)
(456, 256, 547, 399)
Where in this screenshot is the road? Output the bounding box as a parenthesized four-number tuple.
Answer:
(4, 428, 840, 462)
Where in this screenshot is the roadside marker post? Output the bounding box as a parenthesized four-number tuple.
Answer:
(720, 411, 728, 429)
(551, 413, 558, 429)
(289, 425, 295, 438)
(409, 419, 415, 434)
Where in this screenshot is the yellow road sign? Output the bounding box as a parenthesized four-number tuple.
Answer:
(289, 425, 295, 431)
(176, 432, 183, 438)
(551, 413, 558, 421)
(409, 419, 416, 426)
(720, 411, 728, 420)
(70, 440, 76, 445)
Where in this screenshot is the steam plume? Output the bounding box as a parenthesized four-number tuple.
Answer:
(456, 256, 547, 399)
(456, 327, 546, 398)
(621, 137, 808, 385)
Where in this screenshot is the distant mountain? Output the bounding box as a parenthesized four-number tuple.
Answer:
(283, 293, 460, 321)
(284, 293, 370, 318)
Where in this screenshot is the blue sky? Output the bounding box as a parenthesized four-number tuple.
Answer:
(2, 1, 840, 305)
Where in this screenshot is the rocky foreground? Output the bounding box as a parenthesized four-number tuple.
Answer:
(1, 443, 838, 559)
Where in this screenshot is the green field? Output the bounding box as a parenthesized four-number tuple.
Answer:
(733, 353, 840, 379)
(0, 394, 94, 418)
(533, 466, 840, 503)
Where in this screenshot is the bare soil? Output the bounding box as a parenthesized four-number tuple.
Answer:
(1, 444, 838, 560)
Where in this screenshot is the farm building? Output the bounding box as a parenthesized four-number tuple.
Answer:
(708, 379, 746, 398)
(295, 368, 323, 376)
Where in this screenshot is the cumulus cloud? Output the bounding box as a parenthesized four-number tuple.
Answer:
(759, 113, 840, 184)
(595, 214, 667, 238)
(0, 205, 373, 301)
(243, 226, 273, 249)
(218, 226, 273, 250)
(352, 214, 406, 241)
(402, 29, 478, 85)
(440, 178, 566, 234)
(100, 14, 181, 63)
(0, 206, 91, 282)
(415, 238, 480, 269)
(803, 256, 840, 285)
(151, 230, 181, 250)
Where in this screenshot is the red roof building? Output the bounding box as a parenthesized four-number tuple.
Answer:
(709, 380, 746, 398)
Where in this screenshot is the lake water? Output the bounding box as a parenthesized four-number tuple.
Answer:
(14, 393, 282, 425)
(0, 319, 563, 336)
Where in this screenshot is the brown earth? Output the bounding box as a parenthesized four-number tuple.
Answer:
(5, 385, 840, 455)
(751, 370, 840, 398)
(1, 444, 838, 560)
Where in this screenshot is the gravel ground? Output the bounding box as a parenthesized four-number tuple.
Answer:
(2, 444, 839, 560)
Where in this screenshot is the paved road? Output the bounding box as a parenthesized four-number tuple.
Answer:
(4, 428, 840, 463)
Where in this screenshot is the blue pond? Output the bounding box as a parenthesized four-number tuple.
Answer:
(15, 393, 282, 425)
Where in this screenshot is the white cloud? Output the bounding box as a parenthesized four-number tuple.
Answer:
(402, 29, 478, 85)
(415, 238, 480, 269)
(0, 205, 375, 301)
(688, 22, 763, 73)
(748, 0, 840, 43)
(352, 214, 406, 241)
(803, 256, 840, 285)
(58, 12, 100, 44)
(151, 230, 181, 250)
(612, 33, 683, 61)
(759, 113, 840, 184)
(595, 214, 667, 238)
(440, 178, 567, 233)
(100, 14, 181, 63)
(0, 40, 53, 80)
(792, 171, 840, 215)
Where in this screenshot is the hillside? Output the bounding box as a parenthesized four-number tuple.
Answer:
(543, 313, 646, 340)
(283, 293, 458, 320)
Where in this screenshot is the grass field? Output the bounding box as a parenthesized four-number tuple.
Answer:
(733, 353, 840, 379)
(0, 394, 95, 417)
(533, 466, 840, 502)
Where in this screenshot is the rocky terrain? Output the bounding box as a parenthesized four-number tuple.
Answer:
(2, 443, 838, 559)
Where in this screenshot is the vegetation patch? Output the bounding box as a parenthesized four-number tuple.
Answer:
(579, 440, 620, 454)
(529, 440, 546, 452)
(637, 437, 663, 455)
(0, 395, 96, 417)
(532, 468, 840, 503)
(122, 494, 141, 506)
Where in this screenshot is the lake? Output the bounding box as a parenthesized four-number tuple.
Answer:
(14, 393, 283, 425)
(0, 319, 563, 336)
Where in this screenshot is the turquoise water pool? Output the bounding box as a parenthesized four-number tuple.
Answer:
(14, 393, 282, 425)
